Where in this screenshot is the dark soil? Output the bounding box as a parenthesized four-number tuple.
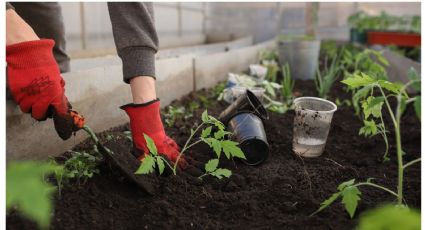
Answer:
(7, 80, 421, 230)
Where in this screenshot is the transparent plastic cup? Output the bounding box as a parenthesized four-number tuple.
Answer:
(231, 87, 265, 102)
(292, 97, 337, 157)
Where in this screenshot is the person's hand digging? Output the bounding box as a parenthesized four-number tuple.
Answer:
(121, 99, 188, 170)
(6, 39, 83, 140)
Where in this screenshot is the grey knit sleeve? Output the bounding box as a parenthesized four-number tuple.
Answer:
(6, 2, 15, 10)
(107, 2, 159, 83)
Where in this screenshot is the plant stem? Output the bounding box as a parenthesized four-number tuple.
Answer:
(379, 115, 389, 161)
(403, 158, 421, 169)
(161, 156, 174, 171)
(355, 182, 398, 198)
(198, 173, 208, 179)
(185, 140, 203, 151)
(378, 86, 403, 205)
(395, 94, 403, 205)
(173, 123, 205, 175)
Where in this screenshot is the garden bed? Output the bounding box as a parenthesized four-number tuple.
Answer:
(7, 79, 420, 230)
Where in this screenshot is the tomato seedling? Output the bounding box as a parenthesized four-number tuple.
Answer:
(136, 110, 245, 177)
(313, 71, 421, 218)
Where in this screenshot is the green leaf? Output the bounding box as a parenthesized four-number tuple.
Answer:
(414, 96, 421, 121)
(359, 120, 378, 137)
(270, 82, 282, 89)
(201, 110, 209, 123)
(211, 168, 232, 179)
(376, 53, 389, 66)
(407, 67, 419, 81)
(214, 129, 224, 139)
(221, 140, 246, 159)
(341, 73, 376, 89)
(205, 159, 219, 173)
(362, 96, 384, 119)
(203, 138, 222, 158)
(356, 205, 420, 230)
(201, 126, 212, 138)
(338, 179, 356, 191)
(156, 156, 165, 175)
(341, 186, 362, 218)
(143, 134, 157, 156)
(6, 161, 62, 229)
(214, 129, 231, 140)
(135, 155, 155, 174)
(377, 80, 403, 94)
(399, 96, 407, 116)
(312, 192, 342, 216)
(263, 81, 276, 97)
(407, 67, 421, 92)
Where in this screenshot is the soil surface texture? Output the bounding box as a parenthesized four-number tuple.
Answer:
(7, 80, 421, 230)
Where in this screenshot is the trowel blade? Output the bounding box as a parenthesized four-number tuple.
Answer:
(97, 143, 157, 195)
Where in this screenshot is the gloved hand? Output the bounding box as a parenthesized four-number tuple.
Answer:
(6, 39, 80, 140)
(121, 99, 187, 168)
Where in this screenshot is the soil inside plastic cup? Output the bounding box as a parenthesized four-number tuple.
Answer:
(292, 97, 337, 157)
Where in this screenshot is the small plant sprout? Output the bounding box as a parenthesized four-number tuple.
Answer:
(281, 62, 295, 104)
(342, 48, 389, 80)
(165, 106, 183, 126)
(315, 47, 343, 99)
(135, 110, 245, 177)
(198, 159, 232, 180)
(188, 101, 200, 114)
(261, 63, 294, 114)
(164, 105, 186, 127)
(313, 72, 421, 218)
(211, 81, 226, 99)
(335, 98, 352, 107)
(261, 80, 288, 114)
(62, 151, 102, 186)
(265, 63, 279, 83)
(259, 49, 278, 64)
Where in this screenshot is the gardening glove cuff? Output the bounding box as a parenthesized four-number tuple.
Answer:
(6, 39, 58, 69)
(121, 99, 187, 168)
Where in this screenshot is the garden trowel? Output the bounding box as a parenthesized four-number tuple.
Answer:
(53, 109, 157, 195)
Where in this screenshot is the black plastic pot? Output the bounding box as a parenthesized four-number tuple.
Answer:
(228, 113, 269, 166)
(219, 89, 269, 125)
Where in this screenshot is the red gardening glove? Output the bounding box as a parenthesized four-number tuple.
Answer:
(6, 39, 79, 140)
(121, 99, 187, 168)
(6, 39, 70, 121)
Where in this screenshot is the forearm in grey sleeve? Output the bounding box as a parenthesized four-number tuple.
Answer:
(6, 2, 15, 10)
(107, 2, 159, 83)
